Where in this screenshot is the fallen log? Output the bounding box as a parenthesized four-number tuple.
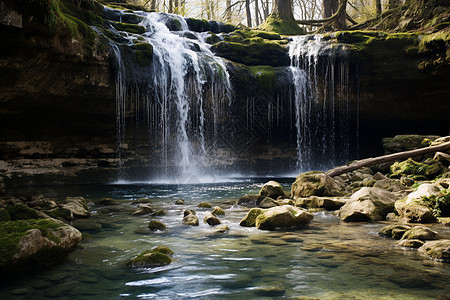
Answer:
(327, 141, 450, 177)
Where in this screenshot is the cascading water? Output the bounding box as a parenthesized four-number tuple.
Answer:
(288, 35, 358, 172)
(107, 9, 232, 182)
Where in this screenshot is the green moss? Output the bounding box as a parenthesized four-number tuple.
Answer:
(206, 33, 222, 45)
(151, 246, 174, 256)
(239, 208, 265, 227)
(197, 202, 212, 208)
(185, 18, 210, 32)
(0, 208, 11, 222)
(390, 158, 444, 179)
(147, 220, 166, 231)
(421, 189, 450, 217)
(126, 247, 174, 268)
(6, 204, 42, 220)
(110, 21, 146, 34)
(248, 66, 276, 92)
(132, 42, 153, 67)
(258, 14, 305, 36)
(0, 219, 63, 266)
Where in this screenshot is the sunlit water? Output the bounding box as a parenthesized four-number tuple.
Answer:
(2, 179, 449, 299)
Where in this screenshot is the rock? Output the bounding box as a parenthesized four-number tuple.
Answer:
(175, 198, 185, 205)
(204, 212, 221, 226)
(197, 202, 212, 208)
(239, 208, 265, 227)
(258, 197, 278, 208)
(28, 199, 58, 210)
(339, 187, 398, 222)
(0, 218, 82, 272)
(238, 195, 264, 207)
(308, 196, 346, 211)
(132, 198, 153, 204)
(147, 220, 166, 231)
(6, 203, 48, 220)
(395, 183, 441, 223)
(72, 219, 102, 231)
(401, 226, 439, 241)
(399, 239, 424, 248)
(182, 209, 199, 226)
(254, 282, 285, 296)
(378, 224, 412, 239)
(62, 197, 90, 218)
(419, 240, 450, 261)
(98, 198, 120, 206)
(275, 198, 295, 206)
(374, 179, 409, 193)
(390, 158, 444, 179)
(0, 208, 11, 221)
(430, 136, 450, 146)
(130, 204, 153, 216)
(382, 135, 440, 154)
(151, 209, 165, 216)
(44, 207, 73, 221)
(372, 172, 387, 181)
(291, 171, 345, 200)
(255, 205, 313, 230)
(212, 206, 225, 215)
(214, 224, 229, 233)
(259, 181, 285, 199)
(126, 246, 174, 268)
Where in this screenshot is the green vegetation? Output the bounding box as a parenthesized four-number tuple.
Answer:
(247, 66, 277, 93)
(6, 204, 43, 220)
(258, 14, 305, 36)
(110, 21, 146, 34)
(132, 42, 153, 66)
(390, 158, 444, 179)
(147, 220, 166, 231)
(421, 189, 450, 217)
(126, 246, 174, 268)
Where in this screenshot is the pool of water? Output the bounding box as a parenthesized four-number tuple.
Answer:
(2, 179, 449, 299)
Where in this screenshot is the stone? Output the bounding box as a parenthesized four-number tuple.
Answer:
(0, 208, 11, 221)
(72, 219, 102, 231)
(44, 207, 73, 221)
(275, 198, 295, 206)
(254, 282, 285, 296)
(382, 135, 440, 154)
(239, 208, 265, 227)
(197, 202, 212, 208)
(237, 195, 263, 207)
(147, 220, 166, 231)
(401, 226, 439, 241)
(372, 172, 387, 181)
(127, 247, 174, 268)
(182, 209, 199, 226)
(308, 196, 346, 211)
(132, 198, 152, 204)
(6, 203, 48, 220)
(175, 198, 185, 205)
(151, 209, 165, 216)
(255, 205, 313, 230)
(212, 206, 225, 215)
(378, 224, 412, 239)
(419, 240, 450, 261)
(374, 179, 409, 193)
(0, 218, 82, 272)
(28, 199, 58, 210)
(258, 197, 278, 208)
(98, 198, 120, 206)
(204, 212, 221, 226)
(399, 239, 424, 248)
(259, 180, 285, 199)
(291, 171, 345, 200)
(62, 197, 90, 218)
(395, 183, 441, 223)
(214, 224, 229, 233)
(130, 204, 153, 216)
(390, 158, 444, 179)
(339, 187, 398, 222)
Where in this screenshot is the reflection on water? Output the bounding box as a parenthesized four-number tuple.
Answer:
(2, 179, 449, 299)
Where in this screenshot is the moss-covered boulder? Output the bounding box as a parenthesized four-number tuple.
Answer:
(182, 209, 199, 226)
(378, 224, 412, 239)
(151, 209, 165, 216)
(390, 158, 444, 179)
(237, 195, 264, 207)
(259, 180, 285, 199)
(62, 196, 89, 218)
(399, 239, 424, 248)
(130, 204, 154, 216)
(212, 206, 225, 216)
(98, 198, 120, 206)
(339, 187, 398, 222)
(382, 135, 440, 154)
(147, 220, 166, 231)
(419, 240, 450, 261)
(239, 208, 265, 227)
(6, 204, 47, 220)
(197, 202, 212, 208)
(110, 21, 146, 34)
(255, 205, 313, 231)
(126, 246, 174, 268)
(401, 226, 439, 241)
(0, 208, 11, 221)
(291, 171, 345, 201)
(0, 218, 82, 272)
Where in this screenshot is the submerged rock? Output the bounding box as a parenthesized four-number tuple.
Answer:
(126, 246, 174, 268)
(259, 181, 285, 199)
(339, 187, 398, 222)
(378, 224, 412, 239)
(182, 209, 199, 226)
(401, 226, 439, 241)
(255, 205, 313, 231)
(175, 198, 185, 205)
(214, 224, 230, 233)
(130, 204, 154, 216)
(291, 171, 345, 200)
(237, 195, 264, 207)
(148, 220, 166, 231)
(419, 240, 450, 261)
(399, 239, 424, 248)
(0, 219, 82, 272)
(197, 202, 212, 208)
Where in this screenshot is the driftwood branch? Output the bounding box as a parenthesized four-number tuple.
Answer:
(327, 141, 450, 177)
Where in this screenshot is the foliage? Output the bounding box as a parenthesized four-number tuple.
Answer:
(421, 189, 450, 217)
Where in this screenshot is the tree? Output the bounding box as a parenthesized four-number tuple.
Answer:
(375, 0, 382, 16)
(259, 0, 305, 34)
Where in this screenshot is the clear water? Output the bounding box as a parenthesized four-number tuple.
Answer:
(2, 180, 449, 299)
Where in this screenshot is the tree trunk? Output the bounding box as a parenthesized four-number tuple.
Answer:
(168, 0, 173, 13)
(323, 0, 339, 18)
(150, 0, 157, 11)
(389, 0, 401, 9)
(326, 141, 450, 177)
(334, 0, 347, 29)
(375, 0, 382, 16)
(254, 0, 260, 26)
(246, 0, 252, 27)
(226, 0, 232, 21)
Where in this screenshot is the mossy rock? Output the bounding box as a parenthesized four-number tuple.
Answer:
(401, 226, 439, 241)
(390, 158, 444, 179)
(212, 206, 225, 216)
(126, 246, 174, 268)
(147, 220, 166, 231)
(382, 134, 440, 154)
(110, 21, 146, 34)
(151, 246, 174, 256)
(291, 171, 345, 200)
(419, 240, 450, 261)
(0, 208, 11, 222)
(185, 18, 210, 32)
(6, 204, 45, 220)
(239, 208, 265, 227)
(98, 198, 120, 206)
(258, 14, 305, 36)
(378, 224, 412, 239)
(151, 209, 165, 216)
(205, 33, 222, 45)
(197, 202, 212, 208)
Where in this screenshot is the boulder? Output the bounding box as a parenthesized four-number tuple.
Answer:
(239, 208, 265, 227)
(44, 207, 74, 221)
(126, 246, 174, 268)
(0, 208, 11, 221)
(339, 187, 398, 222)
(204, 212, 221, 226)
(382, 135, 440, 154)
(401, 226, 439, 241)
(175, 198, 185, 205)
(395, 183, 441, 223)
(197, 202, 212, 208)
(373, 179, 409, 193)
(237, 195, 264, 207)
(378, 224, 412, 239)
(308, 196, 346, 211)
(259, 181, 285, 199)
(0, 219, 82, 272)
(275, 198, 295, 206)
(214, 224, 230, 233)
(399, 239, 424, 248)
(98, 198, 120, 206)
(72, 219, 102, 231)
(291, 171, 345, 200)
(130, 204, 154, 216)
(212, 206, 225, 216)
(6, 204, 48, 220)
(390, 158, 444, 179)
(182, 209, 199, 226)
(28, 199, 58, 211)
(255, 205, 313, 230)
(258, 197, 278, 208)
(419, 240, 450, 261)
(132, 198, 153, 204)
(62, 197, 90, 218)
(151, 209, 165, 216)
(147, 220, 166, 231)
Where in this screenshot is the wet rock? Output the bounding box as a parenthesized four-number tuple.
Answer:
(0, 218, 82, 272)
(197, 202, 212, 208)
(204, 212, 221, 226)
(372, 172, 387, 181)
(239, 208, 265, 227)
(151, 209, 165, 216)
(258, 197, 278, 208)
(308, 196, 346, 211)
(98, 198, 120, 206)
(214, 224, 229, 233)
(237, 194, 264, 207)
(401, 226, 439, 241)
(390, 158, 444, 179)
(378, 224, 412, 239)
(182, 209, 199, 226)
(126, 246, 174, 268)
(339, 187, 398, 222)
(395, 183, 441, 223)
(399, 239, 424, 248)
(148, 220, 166, 231)
(259, 180, 285, 199)
(275, 198, 294, 206)
(382, 135, 440, 154)
(132, 198, 152, 204)
(28, 199, 58, 210)
(130, 204, 154, 216)
(212, 206, 225, 215)
(419, 240, 450, 261)
(291, 171, 345, 200)
(72, 219, 102, 231)
(255, 205, 313, 230)
(62, 197, 90, 218)
(6, 203, 48, 220)
(44, 207, 74, 221)
(175, 198, 185, 205)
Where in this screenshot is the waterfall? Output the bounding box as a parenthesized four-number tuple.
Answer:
(108, 9, 232, 182)
(288, 35, 358, 172)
